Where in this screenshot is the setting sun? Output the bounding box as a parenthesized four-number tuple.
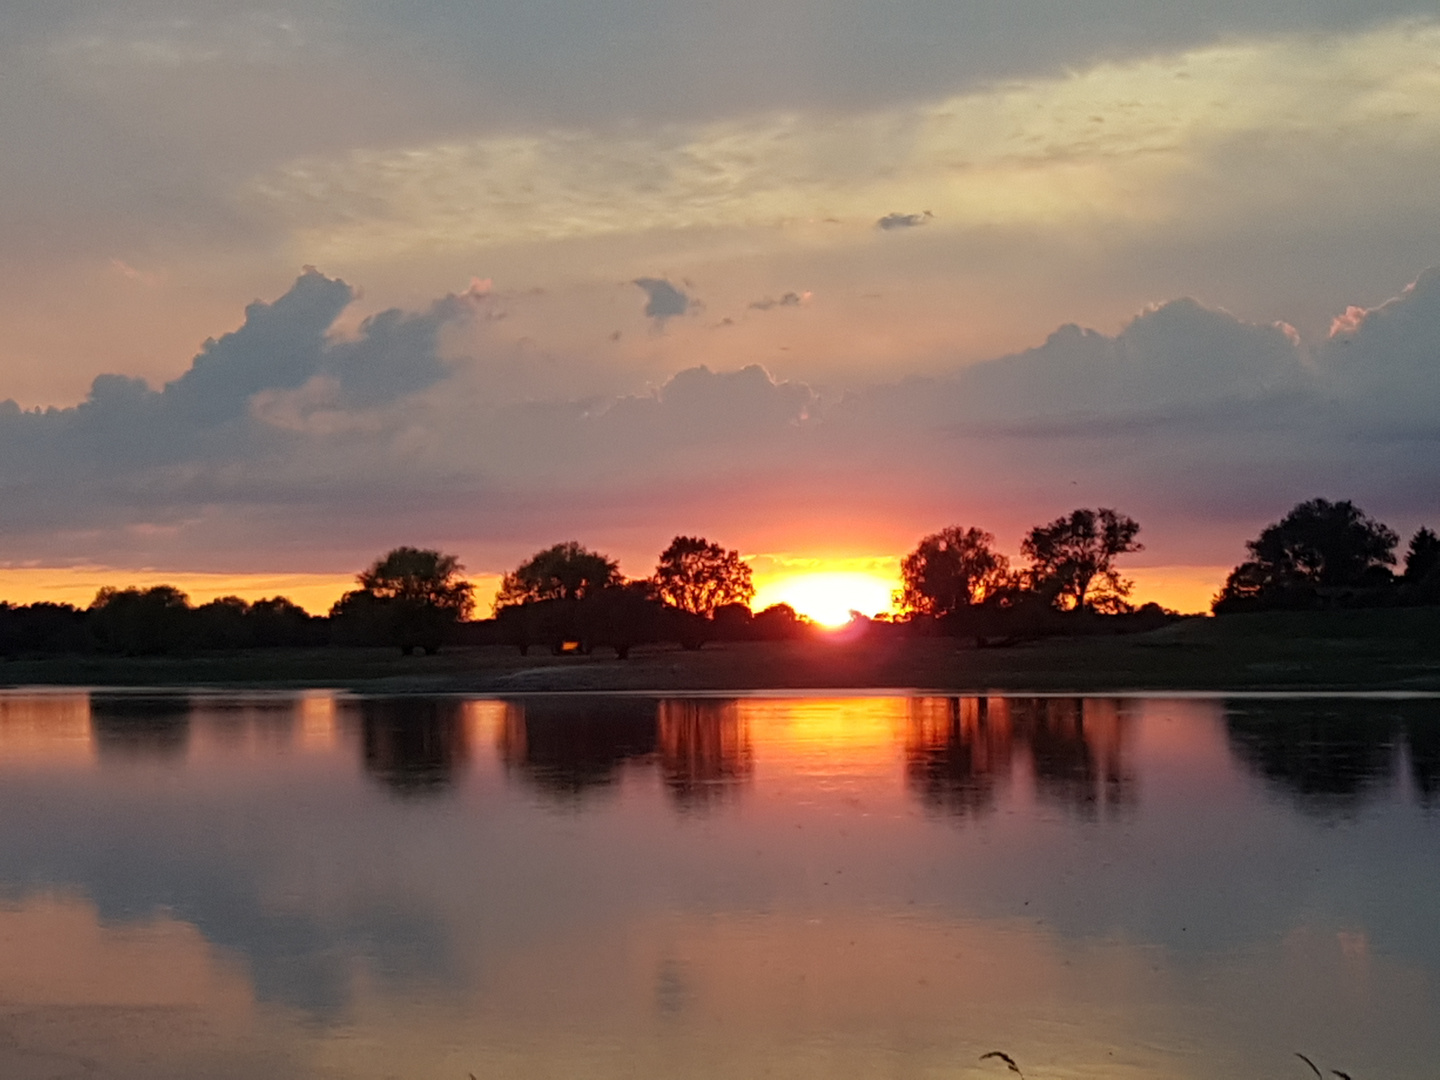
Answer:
(751, 571, 898, 627)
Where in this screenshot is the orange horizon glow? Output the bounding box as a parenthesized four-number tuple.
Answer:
(751, 570, 899, 627)
(0, 560, 1226, 622)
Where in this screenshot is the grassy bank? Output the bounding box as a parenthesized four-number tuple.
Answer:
(1, 608, 1437, 694)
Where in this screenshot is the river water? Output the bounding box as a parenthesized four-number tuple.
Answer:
(0, 691, 1437, 1079)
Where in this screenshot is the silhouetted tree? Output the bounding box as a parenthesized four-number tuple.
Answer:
(88, 585, 193, 654)
(1402, 526, 1440, 605)
(1021, 508, 1142, 612)
(194, 596, 252, 649)
(493, 580, 667, 658)
(1215, 498, 1398, 611)
(360, 547, 475, 617)
(711, 602, 754, 640)
(898, 526, 1010, 618)
(1405, 527, 1440, 583)
(332, 547, 474, 653)
(328, 588, 392, 646)
(751, 602, 810, 640)
(0, 602, 90, 655)
(652, 535, 754, 616)
(246, 596, 321, 646)
(495, 541, 620, 608)
(579, 581, 667, 657)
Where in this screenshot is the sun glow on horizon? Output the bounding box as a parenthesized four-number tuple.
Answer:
(751, 571, 899, 628)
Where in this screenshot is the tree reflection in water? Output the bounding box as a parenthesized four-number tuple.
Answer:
(1225, 699, 1401, 812)
(905, 697, 1012, 818)
(201, 698, 297, 750)
(495, 698, 755, 809)
(1406, 708, 1440, 808)
(498, 697, 658, 801)
(905, 697, 1136, 820)
(353, 698, 470, 797)
(89, 694, 194, 761)
(657, 699, 753, 811)
(1021, 698, 1136, 818)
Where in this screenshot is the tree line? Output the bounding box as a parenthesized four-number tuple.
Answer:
(1213, 497, 1438, 612)
(0, 498, 1432, 658)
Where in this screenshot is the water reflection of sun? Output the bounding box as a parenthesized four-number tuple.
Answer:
(751, 571, 898, 627)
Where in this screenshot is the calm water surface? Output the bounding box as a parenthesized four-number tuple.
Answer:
(1, 692, 1438, 1079)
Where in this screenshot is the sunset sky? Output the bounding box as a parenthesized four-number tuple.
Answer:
(2, 0, 1438, 616)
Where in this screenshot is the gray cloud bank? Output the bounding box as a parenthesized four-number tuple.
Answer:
(1, 268, 1437, 574)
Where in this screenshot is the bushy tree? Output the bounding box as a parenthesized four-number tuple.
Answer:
(194, 595, 253, 649)
(652, 535, 754, 616)
(88, 585, 193, 654)
(193, 594, 320, 649)
(360, 547, 475, 618)
(1021, 508, 1142, 612)
(898, 526, 1010, 617)
(0, 602, 90, 656)
(1215, 498, 1398, 610)
(1249, 498, 1397, 587)
(333, 547, 474, 653)
(329, 588, 393, 646)
(751, 602, 809, 641)
(495, 541, 620, 608)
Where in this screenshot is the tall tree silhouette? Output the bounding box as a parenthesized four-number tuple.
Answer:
(1021, 508, 1142, 611)
(652, 535, 754, 616)
(1216, 498, 1397, 610)
(898, 526, 1010, 617)
(1405, 527, 1439, 582)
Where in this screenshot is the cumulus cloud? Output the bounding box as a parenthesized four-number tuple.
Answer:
(633, 277, 692, 323)
(1316, 266, 1440, 429)
(0, 267, 1438, 576)
(876, 211, 932, 230)
(0, 270, 482, 558)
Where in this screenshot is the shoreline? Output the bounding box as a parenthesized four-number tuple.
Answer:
(2, 608, 1437, 695)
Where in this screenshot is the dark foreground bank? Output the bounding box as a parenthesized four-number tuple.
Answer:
(1, 608, 1437, 693)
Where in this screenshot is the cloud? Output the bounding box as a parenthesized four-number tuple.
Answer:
(876, 211, 932, 230)
(15, 12, 1437, 408)
(1316, 266, 1440, 429)
(748, 291, 809, 311)
(1, 266, 1438, 577)
(955, 297, 1308, 418)
(244, 19, 1440, 266)
(0, 270, 481, 556)
(633, 277, 692, 322)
